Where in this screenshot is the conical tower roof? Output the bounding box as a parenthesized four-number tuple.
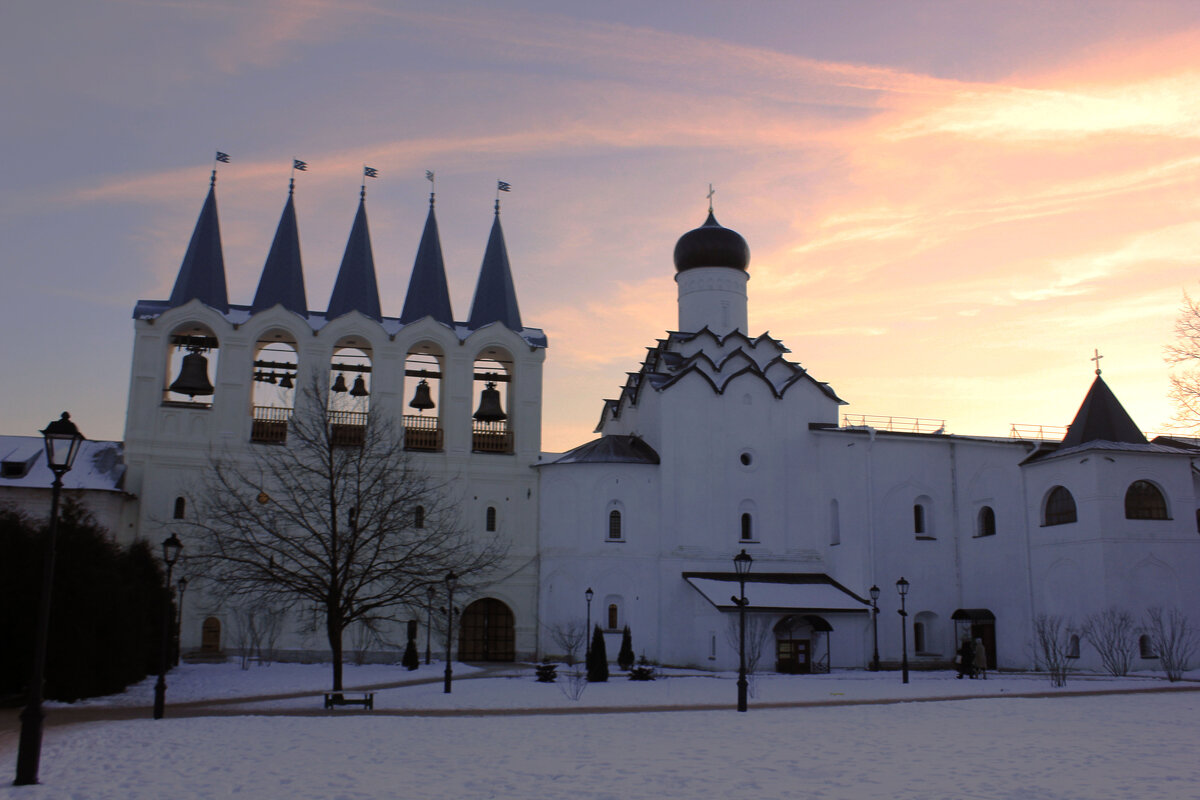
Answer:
(400, 197, 454, 325)
(168, 173, 229, 313)
(1061, 373, 1147, 447)
(467, 204, 522, 331)
(326, 192, 381, 321)
(251, 182, 308, 317)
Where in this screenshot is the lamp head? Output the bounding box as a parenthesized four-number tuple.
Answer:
(896, 576, 910, 597)
(41, 412, 85, 475)
(869, 584, 880, 601)
(445, 570, 458, 593)
(162, 533, 184, 567)
(733, 548, 753, 578)
(585, 587, 594, 602)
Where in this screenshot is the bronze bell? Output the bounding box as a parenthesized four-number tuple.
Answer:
(408, 379, 435, 412)
(169, 349, 215, 397)
(278, 372, 294, 389)
(473, 381, 507, 422)
(350, 375, 369, 397)
(331, 373, 348, 393)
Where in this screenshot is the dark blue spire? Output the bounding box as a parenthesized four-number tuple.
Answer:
(400, 195, 454, 325)
(1061, 374, 1147, 447)
(327, 190, 381, 321)
(168, 171, 229, 313)
(251, 180, 308, 317)
(467, 203, 522, 331)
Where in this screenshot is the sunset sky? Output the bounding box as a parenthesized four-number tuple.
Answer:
(4, 0, 1200, 451)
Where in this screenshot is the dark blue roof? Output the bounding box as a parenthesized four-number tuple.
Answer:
(1061, 374, 1147, 447)
(467, 210, 522, 331)
(251, 185, 308, 317)
(168, 178, 229, 313)
(546, 435, 661, 465)
(326, 195, 381, 321)
(400, 199, 454, 325)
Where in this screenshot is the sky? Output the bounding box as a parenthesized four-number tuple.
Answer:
(4, 0, 1200, 451)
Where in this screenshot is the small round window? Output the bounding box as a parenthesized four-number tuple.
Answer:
(740, 452, 752, 466)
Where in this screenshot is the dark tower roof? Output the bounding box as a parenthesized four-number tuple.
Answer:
(400, 197, 454, 325)
(673, 211, 750, 272)
(1061, 374, 1147, 447)
(467, 205, 522, 331)
(326, 192, 381, 321)
(251, 182, 308, 317)
(168, 173, 229, 313)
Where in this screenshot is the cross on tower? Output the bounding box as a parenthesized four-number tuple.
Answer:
(707, 183, 715, 213)
(1091, 348, 1103, 375)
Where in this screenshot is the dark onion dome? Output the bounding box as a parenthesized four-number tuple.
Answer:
(673, 211, 750, 272)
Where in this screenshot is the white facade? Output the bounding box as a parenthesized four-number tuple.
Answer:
(119, 184, 1200, 672)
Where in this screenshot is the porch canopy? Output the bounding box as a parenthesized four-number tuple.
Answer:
(684, 572, 870, 614)
(951, 609, 996, 622)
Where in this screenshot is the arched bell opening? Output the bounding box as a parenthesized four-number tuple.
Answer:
(404, 343, 444, 452)
(328, 337, 372, 446)
(472, 346, 513, 454)
(250, 330, 298, 444)
(164, 322, 219, 407)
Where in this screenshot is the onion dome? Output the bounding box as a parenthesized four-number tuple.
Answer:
(673, 211, 750, 272)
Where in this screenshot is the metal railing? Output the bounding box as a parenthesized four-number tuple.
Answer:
(403, 415, 443, 452)
(251, 406, 291, 443)
(841, 414, 947, 434)
(1009, 424, 1068, 441)
(472, 420, 513, 454)
(327, 409, 368, 447)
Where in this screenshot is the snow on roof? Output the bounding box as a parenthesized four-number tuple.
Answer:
(0, 436, 126, 492)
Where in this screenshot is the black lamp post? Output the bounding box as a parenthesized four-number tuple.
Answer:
(443, 570, 457, 694)
(732, 548, 752, 712)
(174, 576, 189, 667)
(425, 585, 435, 665)
(896, 577, 910, 684)
(584, 587, 594, 661)
(153, 533, 183, 719)
(14, 413, 84, 786)
(869, 584, 881, 672)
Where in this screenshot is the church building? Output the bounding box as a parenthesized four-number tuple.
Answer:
(119, 172, 1200, 673)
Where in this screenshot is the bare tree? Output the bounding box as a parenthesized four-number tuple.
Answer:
(180, 379, 504, 692)
(1144, 606, 1197, 682)
(726, 614, 773, 674)
(1165, 291, 1200, 427)
(1032, 613, 1076, 687)
(546, 618, 587, 665)
(1081, 607, 1137, 677)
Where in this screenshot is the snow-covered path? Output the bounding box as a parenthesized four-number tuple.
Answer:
(3, 663, 1198, 799)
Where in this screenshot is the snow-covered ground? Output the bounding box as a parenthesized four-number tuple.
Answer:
(3, 662, 1198, 799)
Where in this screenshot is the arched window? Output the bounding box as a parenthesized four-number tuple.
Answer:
(830, 499, 841, 545)
(913, 621, 926, 653)
(414, 505, 425, 529)
(977, 506, 996, 537)
(913, 496, 934, 539)
(914, 611, 939, 654)
(1067, 634, 1080, 659)
(608, 509, 622, 540)
(1125, 480, 1169, 520)
(740, 513, 753, 541)
(173, 497, 186, 520)
(1044, 486, 1077, 526)
(1139, 634, 1157, 659)
(607, 604, 619, 630)
(486, 506, 497, 532)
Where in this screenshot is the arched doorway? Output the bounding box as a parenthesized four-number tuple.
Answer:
(774, 615, 833, 673)
(458, 598, 515, 661)
(951, 609, 996, 669)
(200, 616, 222, 653)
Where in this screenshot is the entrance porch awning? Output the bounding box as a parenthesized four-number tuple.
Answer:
(951, 608, 996, 622)
(684, 572, 870, 614)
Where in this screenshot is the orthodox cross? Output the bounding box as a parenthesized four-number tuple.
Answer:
(707, 183, 715, 213)
(1091, 348, 1103, 375)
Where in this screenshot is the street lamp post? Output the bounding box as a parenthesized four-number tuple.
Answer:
(425, 585, 435, 665)
(584, 587, 594, 661)
(896, 577, 910, 685)
(732, 549, 752, 712)
(15, 412, 85, 786)
(153, 534, 184, 719)
(443, 571, 457, 694)
(869, 584, 881, 672)
(174, 576, 189, 667)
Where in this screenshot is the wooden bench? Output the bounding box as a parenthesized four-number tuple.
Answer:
(323, 692, 374, 710)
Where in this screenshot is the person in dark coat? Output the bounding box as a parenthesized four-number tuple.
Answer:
(956, 638, 975, 679)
